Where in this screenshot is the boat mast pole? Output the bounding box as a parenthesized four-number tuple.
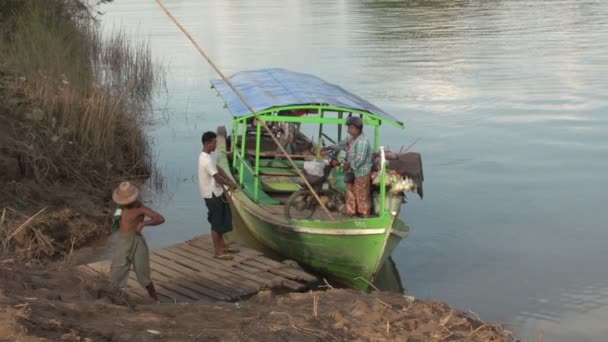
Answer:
(155, 0, 335, 220)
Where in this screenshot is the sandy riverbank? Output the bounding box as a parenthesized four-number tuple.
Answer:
(0, 259, 516, 341)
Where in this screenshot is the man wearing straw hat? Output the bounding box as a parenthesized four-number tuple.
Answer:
(110, 181, 165, 301)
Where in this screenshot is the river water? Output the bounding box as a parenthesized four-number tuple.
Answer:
(100, 1, 608, 340)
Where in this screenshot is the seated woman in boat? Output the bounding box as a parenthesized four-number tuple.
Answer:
(275, 110, 306, 157)
(324, 116, 373, 218)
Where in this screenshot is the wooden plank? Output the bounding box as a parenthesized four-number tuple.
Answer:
(259, 171, 300, 177)
(166, 245, 277, 289)
(174, 244, 281, 287)
(244, 255, 317, 282)
(150, 254, 237, 299)
(192, 236, 264, 257)
(155, 264, 229, 301)
(253, 260, 314, 281)
(173, 246, 282, 288)
(147, 264, 214, 302)
(153, 249, 256, 295)
(80, 265, 149, 302)
(183, 240, 309, 289)
(279, 278, 307, 291)
(258, 159, 306, 168)
(77, 265, 148, 303)
(187, 238, 312, 282)
(247, 150, 313, 159)
(86, 257, 189, 303)
(150, 255, 238, 301)
(245, 260, 305, 281)
(128, 272, 190, 303)
(83, 234, 319, 303)
(153, 249, 260, 295)
(186, 238, 288, 275)
(172, 243, 261, 277)
(176, 241, 258, 273)
(86, 260, 111, 274)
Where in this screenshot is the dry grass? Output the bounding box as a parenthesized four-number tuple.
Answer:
(0, 0, 161, 187)
(0, 0, 163, 258)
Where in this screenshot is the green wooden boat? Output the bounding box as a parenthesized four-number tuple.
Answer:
(211, 68, 419, 291)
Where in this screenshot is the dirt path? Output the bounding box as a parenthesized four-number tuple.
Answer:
(0, 259, 517, 341)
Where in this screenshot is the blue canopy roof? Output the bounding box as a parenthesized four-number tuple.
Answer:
(211, 68, 403, 126)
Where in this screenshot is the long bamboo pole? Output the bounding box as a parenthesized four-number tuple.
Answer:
(155, 0, 335, 220)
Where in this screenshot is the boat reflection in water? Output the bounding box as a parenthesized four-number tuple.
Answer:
(372, 256, 405, 293)
(227, 208, 407, 294)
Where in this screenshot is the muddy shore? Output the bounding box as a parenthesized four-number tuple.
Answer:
(0, 259, 516, 341)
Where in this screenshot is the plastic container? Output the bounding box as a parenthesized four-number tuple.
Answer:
(373, 193, 404, 216)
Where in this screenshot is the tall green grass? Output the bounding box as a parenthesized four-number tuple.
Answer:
(0, 0, 162, 187)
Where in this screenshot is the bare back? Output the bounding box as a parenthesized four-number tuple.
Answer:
(119, 202, 165, 235)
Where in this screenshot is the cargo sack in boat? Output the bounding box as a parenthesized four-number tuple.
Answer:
(303, 161, 325, 177)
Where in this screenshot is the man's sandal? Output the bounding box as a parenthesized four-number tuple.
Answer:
(224, 247, 240, 254)
(214, 254, 233, 260)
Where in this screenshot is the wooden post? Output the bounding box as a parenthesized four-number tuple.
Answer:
(316, 108, 324, 157)
(338, 112, 343, 142)
(374, 122, 380, 152)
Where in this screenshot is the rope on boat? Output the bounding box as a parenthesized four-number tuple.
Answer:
(155, 0, 335, 220)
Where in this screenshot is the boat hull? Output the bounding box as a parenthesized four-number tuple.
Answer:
(217, 131, 408, 290)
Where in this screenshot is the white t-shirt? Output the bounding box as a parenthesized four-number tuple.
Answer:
(198, 151, 224, 199)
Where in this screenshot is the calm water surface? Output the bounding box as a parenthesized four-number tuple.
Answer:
(101, 1, 608, 340)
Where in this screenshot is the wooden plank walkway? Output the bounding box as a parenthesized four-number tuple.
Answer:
(79, 235, 318, 303)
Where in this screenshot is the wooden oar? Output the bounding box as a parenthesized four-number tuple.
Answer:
(155, 0, 335, 220)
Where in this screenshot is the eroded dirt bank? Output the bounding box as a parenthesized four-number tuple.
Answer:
(0, 260, 516, 341)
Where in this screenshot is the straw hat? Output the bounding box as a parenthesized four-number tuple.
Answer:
(112, 182, 140, 205)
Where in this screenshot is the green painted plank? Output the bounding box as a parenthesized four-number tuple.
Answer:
(258, 159, 306, 168)
(236, 160, 280, 205)
(262, 182, 301, 192)
(258, 167, 299, 175)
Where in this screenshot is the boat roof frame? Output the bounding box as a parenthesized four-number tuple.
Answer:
(227, 104, 405, 129)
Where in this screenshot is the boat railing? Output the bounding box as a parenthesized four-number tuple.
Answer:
(233, 148, 254, 185)
(379, 146, 387, 215)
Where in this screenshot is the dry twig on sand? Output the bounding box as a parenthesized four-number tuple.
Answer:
(353, 277, 380, 292)
(6, 208, 46, 243)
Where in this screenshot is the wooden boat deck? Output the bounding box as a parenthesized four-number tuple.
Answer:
(78, 235, 318, 303)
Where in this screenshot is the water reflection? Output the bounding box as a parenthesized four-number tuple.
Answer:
(99, 0, 608, 340)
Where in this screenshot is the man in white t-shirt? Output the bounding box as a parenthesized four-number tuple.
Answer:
(199, 131, 239, 260)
